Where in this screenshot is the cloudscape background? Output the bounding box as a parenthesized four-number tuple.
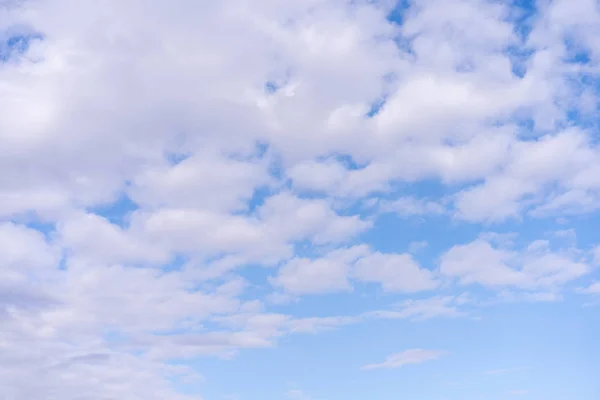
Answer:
(1, 0, 599, 399)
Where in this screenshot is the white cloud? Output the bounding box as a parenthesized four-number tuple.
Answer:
(129, 151, 272, 213)
(287, 159, 348, 194)
(354, 252, 439, 293)
(439, 238, 591, 291)
(0, 222, 62, 319)
(2, 0, 600, 397)
(381, 197, 446, 217)
(578, 282, 600, 295)
(57, 212, 170, 265)
(369, 295, 469, 322)
(1, 0, 598, 226)
(270, 246, 369, 295)
(271, 247, 438, 296)
(362, 349, 446, 371)
(257, 192, 372, 245)
(0, 222, 61, 273)
(439, 239, 525, 287)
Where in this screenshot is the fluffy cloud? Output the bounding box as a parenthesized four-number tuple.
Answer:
(2, 0, 600, 398)
(455, 130, 600, 221)
(128, 151, 272, 213)
(354, 252, 439, 292)
(270, 245, 369, 295)
(0, 222, 61, 273)
(439, 238, 591, 291)
(56, 212, 170, 265)
(270, 246, 437, 295)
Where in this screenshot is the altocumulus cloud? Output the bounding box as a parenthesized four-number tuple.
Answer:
(1, 0, 600, 399)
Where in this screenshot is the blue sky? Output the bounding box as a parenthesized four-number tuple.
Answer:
(1, 0, 599, 399)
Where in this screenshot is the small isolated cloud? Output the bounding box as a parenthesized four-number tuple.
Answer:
(362, 349, 447, 371)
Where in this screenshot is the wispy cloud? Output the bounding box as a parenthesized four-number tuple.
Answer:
(362, 349, 447, 371)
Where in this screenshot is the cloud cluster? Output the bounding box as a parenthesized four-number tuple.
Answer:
(2, 0, 600, 398)
(270, 245, 438, 296)
(439, 238, 590, 291)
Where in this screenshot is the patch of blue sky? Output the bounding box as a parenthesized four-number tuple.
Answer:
(263, 67, 294, 96)
(187, 294, 599, 400)
(12, 215, 57, 238)
(366, 94, 389, 118)
(508, 0, 537, 40)
(164, 150, 191, 166)
(386, 0, 411, 26)
(242, 184, 276, 214)
(499, 1, 537, 80)
(362, 210, 479, 260)
(88, 192, 139, 228)
(187, 301, 599, 400)
(156, 254, 188, 275)
(264, 80, 279, 94)
(0, 31, 43, 62)
(505, 45, 535, 78)
(236, 142, 283, 213)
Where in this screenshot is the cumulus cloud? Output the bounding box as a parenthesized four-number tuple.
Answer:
(2, 0, 600, 398)
(354, 252, 439, 293)
(270, 246, 437, 295)
(270, 245, 369, 295)
(439, 238, 591, 291)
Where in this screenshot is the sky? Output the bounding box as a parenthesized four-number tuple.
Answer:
(0, 0, 599, 399)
